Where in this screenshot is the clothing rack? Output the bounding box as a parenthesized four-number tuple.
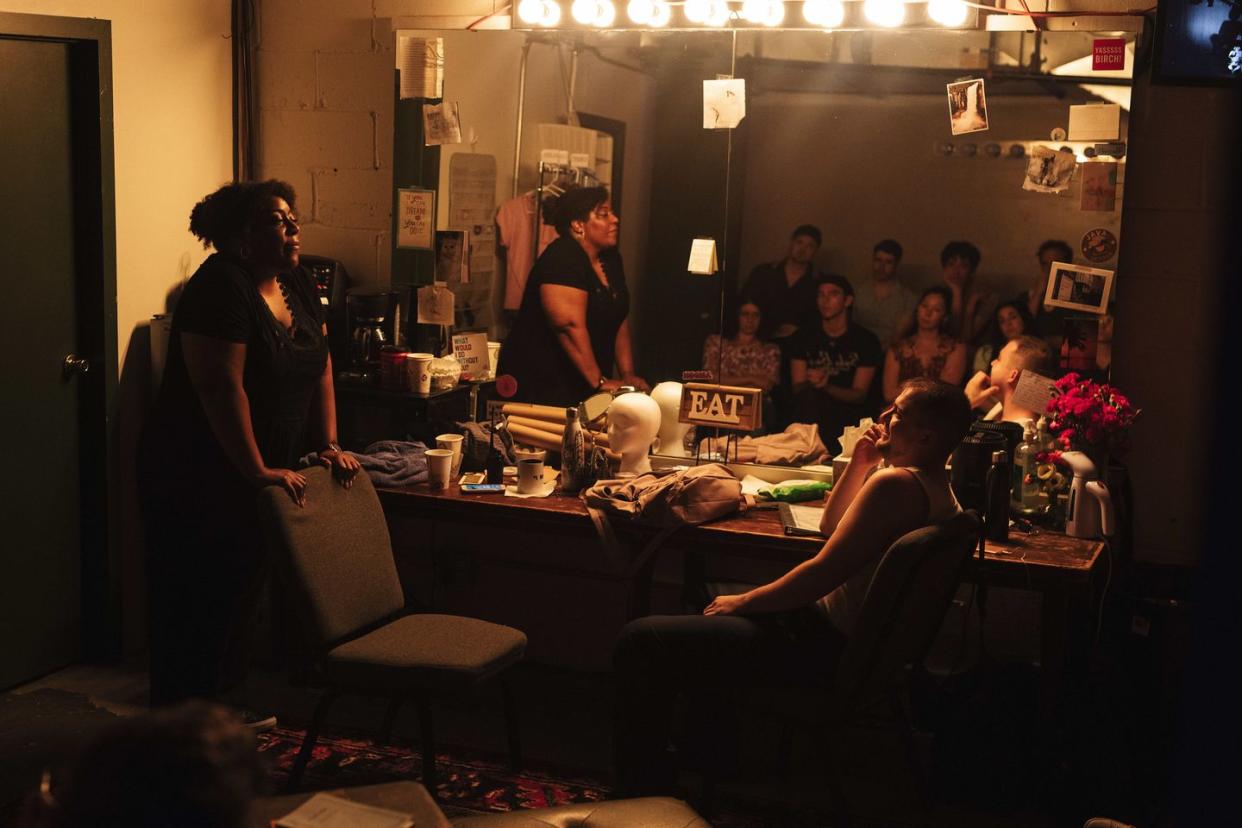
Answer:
(532, 161, 600, 262)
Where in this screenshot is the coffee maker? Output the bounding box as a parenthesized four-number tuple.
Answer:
(345, 290, 400, 378)
(299, 254, 351, 369)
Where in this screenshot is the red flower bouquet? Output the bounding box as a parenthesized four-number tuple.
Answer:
(1044, 373, 1140, 458)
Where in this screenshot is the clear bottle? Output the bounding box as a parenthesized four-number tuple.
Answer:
(1012, 419, 1043, 515)
(561, 406, 585, 493)
(1036, 415, 1057, 453)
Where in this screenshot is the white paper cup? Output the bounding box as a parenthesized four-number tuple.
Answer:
(407, 353, 434, 394)
(517, 458, 545, 494)
(426, 448, 454, 490)
(436, 433, 464, 477)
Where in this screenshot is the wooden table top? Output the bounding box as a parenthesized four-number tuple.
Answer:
(379, 484, 1105, 588)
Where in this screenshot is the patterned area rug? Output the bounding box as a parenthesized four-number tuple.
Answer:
(255, 726, 846, 826)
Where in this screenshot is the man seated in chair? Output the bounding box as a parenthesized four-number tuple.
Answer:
(612, 377, 971, 794)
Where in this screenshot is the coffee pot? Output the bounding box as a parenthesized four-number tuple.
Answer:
(346, 290, 398, 372)
(1060, 451, 1115, 539)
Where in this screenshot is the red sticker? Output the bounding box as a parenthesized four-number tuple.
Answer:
(1092, 39, 1126, 71)
(495, 374, 518, 398)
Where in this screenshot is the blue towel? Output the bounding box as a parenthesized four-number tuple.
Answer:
(299, 440, 428, 487)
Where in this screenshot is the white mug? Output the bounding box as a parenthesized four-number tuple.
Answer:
(435, 433, 464, 478)
(426, 448, 453, 490)
(516, 458, 545, 494)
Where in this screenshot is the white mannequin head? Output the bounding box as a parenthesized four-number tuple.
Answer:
(607, 392, 662, 474)
(650, 381, 691, 458)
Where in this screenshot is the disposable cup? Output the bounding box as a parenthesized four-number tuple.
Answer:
(407, 353, 434, 394)
(426, 448, 453, 490)
(436, 433, 464, 478)
(517, 458, 545, 494)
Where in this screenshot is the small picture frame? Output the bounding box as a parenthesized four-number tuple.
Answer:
(1044, 261, 1114, 315)
(397, 188, 435, 250)
(946, 78, 989, 136)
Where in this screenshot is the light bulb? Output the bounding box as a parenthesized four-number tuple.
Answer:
(706, 0, 731, 26)
(863, 0, 905, 27)
(540, 0, 562, 25)
(684, 0, 711, 23)
(762, 0, 786, 26)
(803, 0, 844, 27)
(927, 0, 969, 27)
(627, 0, 654, 24)
(648, 0, 672, 26)
(593, 0, 616, 25)
(572, 0, 598, 24)
(518, 0, 547, 25)
(741, 0, 783, 25)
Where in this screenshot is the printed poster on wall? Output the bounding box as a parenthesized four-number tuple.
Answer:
(396, 188, 434, 250)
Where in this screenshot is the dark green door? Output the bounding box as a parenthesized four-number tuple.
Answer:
(0, 36, 84, 689)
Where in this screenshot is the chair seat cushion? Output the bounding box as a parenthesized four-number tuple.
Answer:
(323, 613, 526, 691)
(449, 796, 708, 827)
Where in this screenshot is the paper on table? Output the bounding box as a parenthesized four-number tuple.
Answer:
(703, 78, 745, 129)
(275, 792, 414, 828)
(504, 480, 557, 498)
(1011, 370, 1055, 416)
(779, 502, 825, 536)
(452, 331, 489, 379)
(687, 238, 718, 275)
(1068, 104, 1120, 141)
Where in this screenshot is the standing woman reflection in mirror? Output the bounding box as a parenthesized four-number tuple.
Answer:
(498, 185, 647, 407)
(138, 180, 359, 713)
(882, 286, 967, 403)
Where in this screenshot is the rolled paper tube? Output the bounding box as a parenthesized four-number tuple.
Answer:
(505, 422, 564, 453)
(507, 415, 565, 439)
(501, 402, 568, 424)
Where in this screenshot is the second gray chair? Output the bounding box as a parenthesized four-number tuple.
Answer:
(258, 466, 527, 796)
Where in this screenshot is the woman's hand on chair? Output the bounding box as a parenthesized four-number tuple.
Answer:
(320, 449, 360, 489)
(259, 468, 307, 507)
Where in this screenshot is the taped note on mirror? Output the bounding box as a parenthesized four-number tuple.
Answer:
(703, 79, 745, 129)
(687, 238, 718, 275)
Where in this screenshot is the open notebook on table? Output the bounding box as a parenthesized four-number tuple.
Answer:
(778, 502, 826, 537)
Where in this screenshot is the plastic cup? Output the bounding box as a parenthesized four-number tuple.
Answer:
(436, 433, 464, 478)
(407, 353, 434, 394)
(487, 341, 502, 379)
(426, 448, 453, 490)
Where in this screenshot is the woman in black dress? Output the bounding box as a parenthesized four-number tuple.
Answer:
(139, 180, 359, 718)
(497, 186, 647, 406)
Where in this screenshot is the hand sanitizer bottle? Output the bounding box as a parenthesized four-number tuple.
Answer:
(1012, 419, 1042, 515)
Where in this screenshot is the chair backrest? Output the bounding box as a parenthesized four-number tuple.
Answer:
(257, 467, 405, 649)
(833, 509, 981, 712)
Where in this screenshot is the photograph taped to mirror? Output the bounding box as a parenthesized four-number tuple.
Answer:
(946, 78, 988, 135)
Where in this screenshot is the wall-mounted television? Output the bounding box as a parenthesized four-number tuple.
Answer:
(1154, 0, 1242, 85)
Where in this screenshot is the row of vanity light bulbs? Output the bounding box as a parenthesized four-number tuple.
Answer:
(516, 0, 975, 29)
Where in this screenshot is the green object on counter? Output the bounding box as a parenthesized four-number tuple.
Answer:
(757, 481, 832, 503)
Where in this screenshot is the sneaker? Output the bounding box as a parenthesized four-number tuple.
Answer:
(235, 708, 278, 733)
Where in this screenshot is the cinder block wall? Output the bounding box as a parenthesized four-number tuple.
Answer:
(254, 1, 504, 286)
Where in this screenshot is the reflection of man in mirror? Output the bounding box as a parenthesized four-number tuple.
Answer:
(851, 238, 916, 348)
(1017, 239, 1074, 350)
(788, 275, 882, 454)
(965, 335, 1051, 422)
(740, 224, 823, 342)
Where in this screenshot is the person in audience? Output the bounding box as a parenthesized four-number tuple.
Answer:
(881, 286, 968, 403)
(938, 240, 995, 345)
(972, 298, 1035, 374)
(498, 185, 647, 406)
(965, 334, 1052, 422)
(24, 702, 262, 828)
(1018, 239, 1075, 349)
(740, 223, 823, 341)
(851, 238, 916, 347)
(701, 295, 780, 392)
(138, 180, 359, 723)
(613, 378, 970, 795)
(788, 275, 883, 454)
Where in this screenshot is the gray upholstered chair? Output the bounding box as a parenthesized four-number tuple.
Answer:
(258, 466, 527, 795)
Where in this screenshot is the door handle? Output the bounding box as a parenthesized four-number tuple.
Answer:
(63, 354, 91, 377)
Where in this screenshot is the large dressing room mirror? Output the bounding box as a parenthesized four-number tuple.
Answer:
(394, 24, 1131, 468)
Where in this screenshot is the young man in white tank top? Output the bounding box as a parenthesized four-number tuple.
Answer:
(613, 378, 971, 795)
